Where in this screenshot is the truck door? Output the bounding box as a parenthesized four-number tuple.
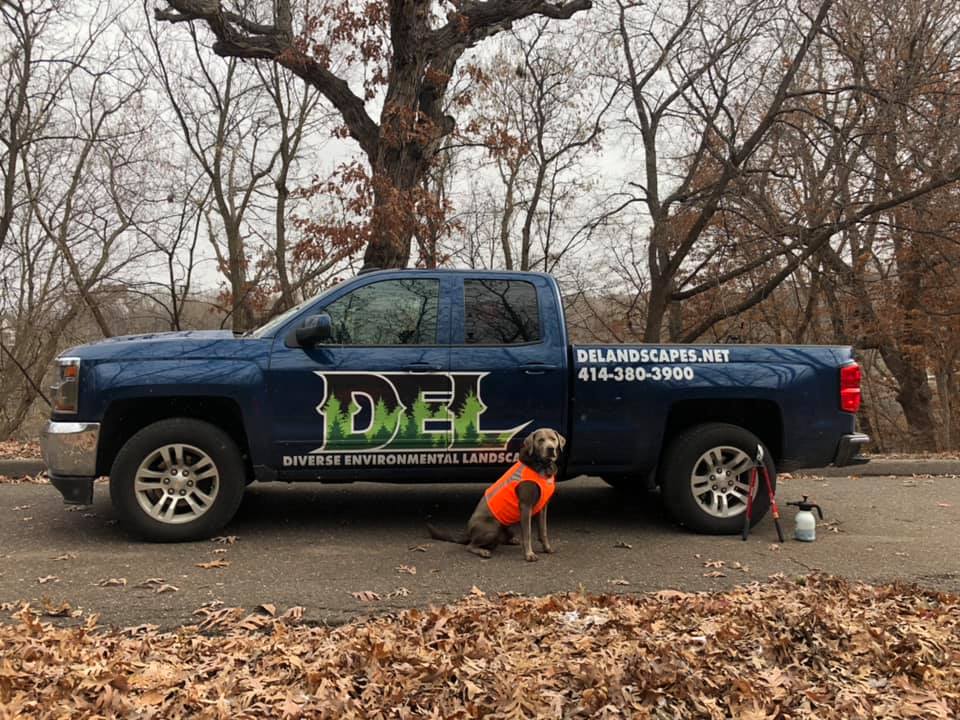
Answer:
(267, 275, 452, 471)
(446, 275, 567, 468)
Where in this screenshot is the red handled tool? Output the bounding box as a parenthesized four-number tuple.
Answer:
(741, 444, 784, 542)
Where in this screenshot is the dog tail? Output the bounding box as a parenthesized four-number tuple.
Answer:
(426, 522, 469, 545)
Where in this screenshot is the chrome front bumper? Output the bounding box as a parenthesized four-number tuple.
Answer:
(40, 421, 100, 477)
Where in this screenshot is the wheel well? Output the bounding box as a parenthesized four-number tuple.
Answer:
(96, 397, 252, 477)
(661, 399, 783, 464)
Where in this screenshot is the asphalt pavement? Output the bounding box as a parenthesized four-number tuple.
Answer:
(1, 474, 958, 629)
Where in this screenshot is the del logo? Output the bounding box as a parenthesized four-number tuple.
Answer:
(311, 372, 530, 453)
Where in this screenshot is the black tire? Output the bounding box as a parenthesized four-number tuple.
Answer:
(659, 422, 775, 535)
(110, 418, 246, 542)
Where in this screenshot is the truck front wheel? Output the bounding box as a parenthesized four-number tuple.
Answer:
(110, 418, 246, 541)
(659, 422, 775, 535)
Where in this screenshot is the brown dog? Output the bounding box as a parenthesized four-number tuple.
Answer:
(427, 428, 565, 561)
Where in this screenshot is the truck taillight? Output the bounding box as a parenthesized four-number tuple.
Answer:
(840, 363, 862, 413)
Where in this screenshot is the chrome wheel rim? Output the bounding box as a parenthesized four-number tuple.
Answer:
(690, 445, 756, 518)
(134, 443, 219, 525)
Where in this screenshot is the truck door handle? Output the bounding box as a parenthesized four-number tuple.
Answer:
(522, 363, 557, 375)
(404, 363, 441, 373)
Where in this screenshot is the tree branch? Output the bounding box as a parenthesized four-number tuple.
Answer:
(431, 0, 592, 52)
(155, 0, 380, 158)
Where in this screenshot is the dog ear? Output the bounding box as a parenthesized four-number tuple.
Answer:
(554, 430, 566, 449)
(519, 432, 535, 464)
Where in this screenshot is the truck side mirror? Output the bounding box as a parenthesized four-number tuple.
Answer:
(293, 313, 332, 347)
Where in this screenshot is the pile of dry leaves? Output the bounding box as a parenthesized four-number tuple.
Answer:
(0, 472, 48, 485)
(1, 575, 956, 718)
(0, 440, 41, 460)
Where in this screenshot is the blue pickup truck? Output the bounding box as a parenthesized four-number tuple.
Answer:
(41, 270, 868, 541)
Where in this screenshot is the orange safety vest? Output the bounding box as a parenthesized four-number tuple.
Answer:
(484, 461, 556, 526)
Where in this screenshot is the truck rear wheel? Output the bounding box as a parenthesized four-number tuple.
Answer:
(659, 422, 775, 535)
(110, 418, 246, 542)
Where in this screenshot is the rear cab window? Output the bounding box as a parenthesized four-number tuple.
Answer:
(463, 279, 541, 345)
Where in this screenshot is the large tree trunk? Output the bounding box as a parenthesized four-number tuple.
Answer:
(880, 344, 937, 451)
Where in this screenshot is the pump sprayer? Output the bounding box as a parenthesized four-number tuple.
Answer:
(786, 496, 823, 542)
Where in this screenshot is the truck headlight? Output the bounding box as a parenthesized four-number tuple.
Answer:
(51, 357, 81, 414)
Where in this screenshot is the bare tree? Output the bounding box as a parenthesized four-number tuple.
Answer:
(0, 1, 151, 435)
(153, 0, 592, 271)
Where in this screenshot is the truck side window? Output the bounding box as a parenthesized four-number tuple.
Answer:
(324, 279, 439, 345)
(464, 280, 540, 344)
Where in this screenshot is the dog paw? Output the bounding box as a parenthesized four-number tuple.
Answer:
(542, 545, 555, 554)
(525, 552, 538, 562)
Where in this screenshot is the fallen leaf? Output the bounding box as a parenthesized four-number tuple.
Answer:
(703, 559, 725, 568)
(703, 571, 726, 578)
(351, 591, 381, 603)
(22, 516, 33, 521)
(608, 578, 630, 586)
(280, 606, 304, 623)
(134, 578, 166, 589)
(937, 502, 952, 508)
(195, 559, 230, 569)
(213, 548, 229, 554)
(768, 544, 781, 552)
(154, 584, 179, 594)
(258, 603, 277, 617)
(13, 505, 31, 511)
(37, 576, 59, 584)
(95, 577, 127, 587)
(52, 553, 77, 561)
(408, 543, 432, 552)
(614, 541, 633, 549)
(470, 585, 485, 597)
(212, 535, 239, 544)
(385, 587, 410, 598)
(41, 599, 72, 617)
(396, 564, 417, 575)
